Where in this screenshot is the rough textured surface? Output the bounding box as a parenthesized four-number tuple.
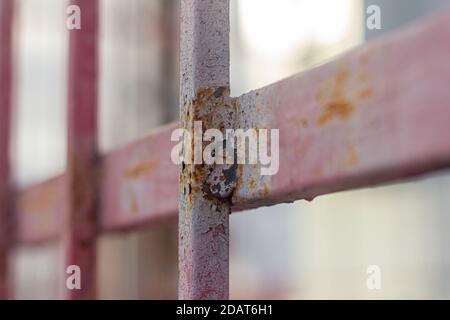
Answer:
(0, 0, 13, 300)
(179, 0, 232, 300)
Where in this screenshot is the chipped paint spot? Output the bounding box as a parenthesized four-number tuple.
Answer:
(317, 98, 354, 126)
(124, 161, 158, 179)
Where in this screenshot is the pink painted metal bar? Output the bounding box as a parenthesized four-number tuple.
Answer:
(100, 123, 178, 231)
(63, 0, 99, 300)
(232, 10, 450, 209)
(179, 0, 232, 300)
(14, 176, 66, 244)
(11, 8, 450, 247)
(0, 0, 13, 300)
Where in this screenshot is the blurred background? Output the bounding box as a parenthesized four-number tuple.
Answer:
(6, 0, 450, 299)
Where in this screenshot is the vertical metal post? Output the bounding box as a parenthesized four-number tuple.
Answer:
(64, 0, 99, 300)
(179, 0, 233, 300)
(0, 0, 13, 300)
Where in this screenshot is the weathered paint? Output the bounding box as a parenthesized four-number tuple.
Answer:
(100, 123, 179, 231)
(6, 4, 450, 300)
(0, 0, 13, 300)
(63, 0, 99, 300)
(232, 10, 450, 209)
(12, 8, 450, 246)
(179, 0, 233, 300)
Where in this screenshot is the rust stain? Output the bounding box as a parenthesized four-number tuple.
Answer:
(181, 87, 238, 210)
(317, 68, 355, 127)
(249, 179, 256, 190)
(316, 66, 375, 127)
(124, 160, 158, 179)
(317, 99, 354, 126)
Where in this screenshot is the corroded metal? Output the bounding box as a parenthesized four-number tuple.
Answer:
(5, 2, 450, 301)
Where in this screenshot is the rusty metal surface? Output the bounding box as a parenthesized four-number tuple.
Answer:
(63, 0, 99, 300)
(6, 4, 450, 301)
(12, 8, 450, 246)
(232, 10, 450, 210)
(0, 0, 13, 300)
(179, 0, 232, 300)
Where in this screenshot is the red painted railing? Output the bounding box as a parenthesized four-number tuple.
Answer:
(1, 0, 450, 299)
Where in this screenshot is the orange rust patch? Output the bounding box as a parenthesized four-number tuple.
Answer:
(317, 99, 354, 126)
(182, 87, 238, 207)
(317, 68, 355, 127)
(124, 161, 158, 179)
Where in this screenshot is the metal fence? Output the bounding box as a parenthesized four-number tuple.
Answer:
(1, 0, 450, 300)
